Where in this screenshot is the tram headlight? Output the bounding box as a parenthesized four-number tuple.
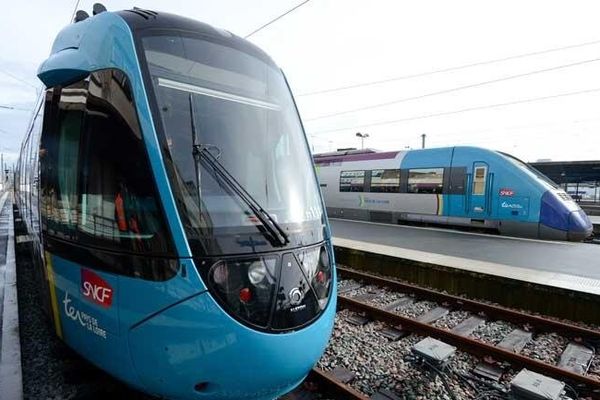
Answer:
(248, 261, 267, 285)
(206, 257, 278, 328)
(212, 261, 229, 286)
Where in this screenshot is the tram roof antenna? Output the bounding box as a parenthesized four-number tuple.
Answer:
(74, 10, 89, 23)
(93, 3, 107, 15)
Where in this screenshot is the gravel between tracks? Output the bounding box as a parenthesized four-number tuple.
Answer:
(318, 310, 484, 399)
(521, 333, 569, 365)
(463, 321, 518, 346)
(336, 273, 600, 396)
(589, 355, 600, 380)
(432, 311, 471, 330)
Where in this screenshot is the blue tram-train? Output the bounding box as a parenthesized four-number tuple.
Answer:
(15, 7, 335, 399)
(314, 146, 593, 241)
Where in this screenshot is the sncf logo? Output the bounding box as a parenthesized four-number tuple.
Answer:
(81, 269, 113, 308)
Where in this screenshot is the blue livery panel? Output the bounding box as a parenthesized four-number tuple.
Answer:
(18, 8, 337, 400)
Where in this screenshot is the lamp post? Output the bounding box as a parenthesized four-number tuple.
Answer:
(356, 132, 369, 150)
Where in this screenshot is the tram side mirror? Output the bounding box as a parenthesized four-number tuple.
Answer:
(38, 62, 89, 88)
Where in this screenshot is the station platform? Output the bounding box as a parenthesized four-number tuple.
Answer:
(330, 218, 600, 296)
(581, 203, 600, 216)
(0, 192, 22, 399)
(590, 215, 600, 234)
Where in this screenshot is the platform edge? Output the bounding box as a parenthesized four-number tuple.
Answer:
(0, 193, 23, 400)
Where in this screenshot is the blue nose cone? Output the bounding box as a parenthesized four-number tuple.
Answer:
(568, 209, 593, 241)
(540, 191, 593, 241)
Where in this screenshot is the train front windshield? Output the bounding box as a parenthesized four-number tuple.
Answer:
(141, 33, 325, 256)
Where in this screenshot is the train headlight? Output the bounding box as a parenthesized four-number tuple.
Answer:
(201, 246, 332, 331)
(211, 261, 229, 286)
(248, 261, 267, 285)
(206, 257, 277, 328)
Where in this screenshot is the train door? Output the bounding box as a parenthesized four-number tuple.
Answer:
(468, 162, 489, 217)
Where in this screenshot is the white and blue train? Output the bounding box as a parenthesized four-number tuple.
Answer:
(315, 146, 593, 241)
(15, 6, 335, 399)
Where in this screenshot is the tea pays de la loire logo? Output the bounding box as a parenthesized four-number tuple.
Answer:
(63, 292, 108, 339)
(81, 269, 113, 308)
(501, 201, 523, 209)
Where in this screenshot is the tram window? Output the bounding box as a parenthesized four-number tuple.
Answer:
(39, 84, 85, 241)
(340, 170, 365, 192)
(370, 169, 400, 192)
(472, 166, 487, 195)
(407, 168, 444, 194)
(30, 108, 44, 235)
(77, 70, 173, 255)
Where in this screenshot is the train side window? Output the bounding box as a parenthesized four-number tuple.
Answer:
(472, 166, 487, 195)
(77, 69, 174, 256)
(340, 170, 365, 192)
(21, 136, 30, 212)
(29, 106, 44, 235)
(448, 167, 467, 195)
(407, 168, 444, 194)
(370, 169, 400, 192)
(40, 83, 85, 241)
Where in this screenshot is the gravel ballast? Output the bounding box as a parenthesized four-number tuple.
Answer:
(520, 333, 569, 365)
(318, 310, 481, 399)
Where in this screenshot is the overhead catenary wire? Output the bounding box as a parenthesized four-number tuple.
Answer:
(429, 128, 600, 149)
(305, 57, 600, 121)
(3, 0, 78, 136)
(244, 0, 312, 39)
(0, 69, 39, 91)
(310, 87, 600, 135)
(70, 0, 82, 22)
(378, 117, 600, 149)
(0, 104, 33, 112)
(297, 38, 600, 96)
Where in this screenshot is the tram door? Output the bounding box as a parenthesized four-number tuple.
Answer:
(468, 162, 489, 216)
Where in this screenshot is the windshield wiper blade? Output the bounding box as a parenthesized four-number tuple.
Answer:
(188, 93, 289, 248)
(197, 147, 289, 247)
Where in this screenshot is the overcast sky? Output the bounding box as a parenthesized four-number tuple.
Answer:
(1, 0, 600, 168)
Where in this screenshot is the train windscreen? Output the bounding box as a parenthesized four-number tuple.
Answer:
(140, 33, 326, 256)
(498, 152, 560, 190)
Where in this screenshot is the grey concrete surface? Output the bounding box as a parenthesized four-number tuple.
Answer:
(0, 192, 23, 400)
(330, 218, 600, 280)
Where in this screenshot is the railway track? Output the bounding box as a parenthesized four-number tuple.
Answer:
(308, 266, 600, 400)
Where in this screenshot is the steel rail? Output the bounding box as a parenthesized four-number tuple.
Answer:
(338, 266, 600, 342)
(307, 368, 369, 400)
(338, 296, 600, 397)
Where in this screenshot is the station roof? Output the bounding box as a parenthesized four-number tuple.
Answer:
(530, 160, 600, 184)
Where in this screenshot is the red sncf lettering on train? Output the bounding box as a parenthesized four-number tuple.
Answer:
(81, 269, 113, 308)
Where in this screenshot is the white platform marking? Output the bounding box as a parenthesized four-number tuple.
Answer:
(329, 217, 572, 246)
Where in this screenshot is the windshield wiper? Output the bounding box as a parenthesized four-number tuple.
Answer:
(189, 94, 289, 248)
